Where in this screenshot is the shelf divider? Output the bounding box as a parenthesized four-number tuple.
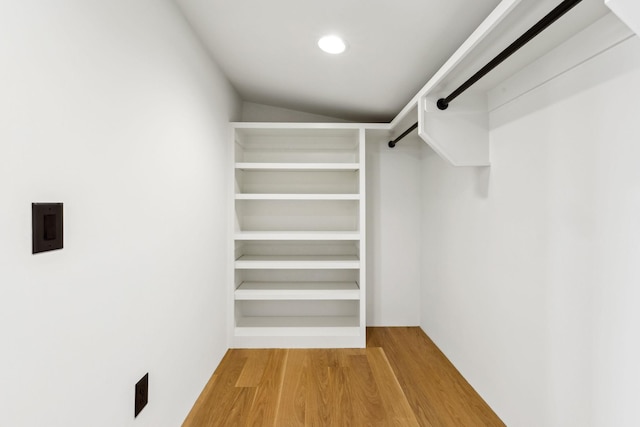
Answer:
(235, 281, 360, 300)
(234, 231, 361, 241)
(235, 255, 360, 270)
(236, 162, 360, 171)
(235, 193, 360, 200)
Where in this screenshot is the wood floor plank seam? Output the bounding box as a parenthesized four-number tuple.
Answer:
(366, 347, 421, 426)
(271, 349, 289, 426)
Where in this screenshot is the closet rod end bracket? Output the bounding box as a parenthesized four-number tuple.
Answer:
(437, 98, 449, 110)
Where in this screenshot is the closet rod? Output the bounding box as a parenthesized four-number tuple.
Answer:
(388, 121, 418, 148)
(436, 0, 583, 110)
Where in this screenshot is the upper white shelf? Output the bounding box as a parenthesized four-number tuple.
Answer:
(235, 255, 360, 269)
(235, 231, 361, 241)
(234, 125, 361, 164)
(235, 194, 360, 201)
(236, 162, 360, 171)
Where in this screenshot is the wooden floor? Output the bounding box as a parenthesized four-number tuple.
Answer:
(183, 327, 504, 427)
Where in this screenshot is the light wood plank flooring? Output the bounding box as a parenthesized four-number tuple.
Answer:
(183, 327, 504, 426)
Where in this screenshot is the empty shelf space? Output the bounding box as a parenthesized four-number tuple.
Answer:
(234, 129, 360, 164)
(235, 316, 360, 336)
(236, 192, 360, 233)
(236, 269, 359, 286)
(235, 255, 360, 269)
(235, 168, 359, 195)
(235, 281, 360, 300)
(235, 162, 360, 171)
(234, 231, 361, 241)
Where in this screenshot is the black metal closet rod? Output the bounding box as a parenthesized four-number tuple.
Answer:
(388, 121, 418, 148)
(389, 0, 583, 148)
(437, 0, 583, 110)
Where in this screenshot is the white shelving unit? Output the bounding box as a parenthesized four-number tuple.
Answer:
(229, 124, 366, 348)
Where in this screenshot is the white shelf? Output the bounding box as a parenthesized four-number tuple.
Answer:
(235, 281, 360, 300)
(235, 316, 360, 336)
(236, 162, 359, 171)
(234, 231, 360, 241)
(235, 193, 360, 200)
(235, 255, 360, 269)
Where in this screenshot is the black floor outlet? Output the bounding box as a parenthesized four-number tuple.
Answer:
(134, 373, 148, 417)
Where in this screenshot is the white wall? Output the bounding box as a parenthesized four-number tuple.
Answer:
(0, 2, 240, 426)
(366, 133, 422, 326)
(420, 30, 640, 427)
(241, 101, 349, 123)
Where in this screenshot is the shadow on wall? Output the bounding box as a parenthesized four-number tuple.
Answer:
(490, 36, 640, 130)
(365, 134, 422, 326)
(421, 144, 491, 200)
(475, 166, 491, 198)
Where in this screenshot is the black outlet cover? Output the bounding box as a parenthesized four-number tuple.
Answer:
(32, 203, 63, 254)
(134, 373, 149, 417)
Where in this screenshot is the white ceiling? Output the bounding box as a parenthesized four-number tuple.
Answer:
(175, 0, 503, 122)
(175, 0, 610, 122)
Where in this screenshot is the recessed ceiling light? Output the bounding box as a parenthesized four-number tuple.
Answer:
(318, 35, 346, 54)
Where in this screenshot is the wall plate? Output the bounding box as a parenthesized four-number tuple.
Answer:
(32, 203, 63, 254)
(134, 373, 149, 417)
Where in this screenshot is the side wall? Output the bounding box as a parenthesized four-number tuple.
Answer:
(420, 30, 640, 427)
(0, 2, 240, 426)
(366, 133, 422, 326)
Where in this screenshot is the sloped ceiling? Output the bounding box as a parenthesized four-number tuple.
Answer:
(175, 0, 503, 122)
(176, 0, 610, 122)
